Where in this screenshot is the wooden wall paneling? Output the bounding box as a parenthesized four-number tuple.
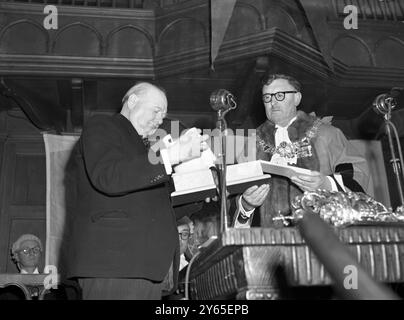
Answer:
(157, 17, 207, 55)
(264, 3, 299, 38)
(106, 25, 154, 58)
(0, 19, 48, 55)
(374, 37, 404, 68)
(332, 35, 374, 67)
(223, 2, 263, 42)
(0, 138, 46, 273)
(52, 23, 103, 57)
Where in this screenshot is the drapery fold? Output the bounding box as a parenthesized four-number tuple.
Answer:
(43, 133, 79, 276)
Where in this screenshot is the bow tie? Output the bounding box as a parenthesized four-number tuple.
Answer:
(142, 137, 150, 149)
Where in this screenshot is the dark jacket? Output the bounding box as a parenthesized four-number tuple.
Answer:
(66, 114, 179, 281)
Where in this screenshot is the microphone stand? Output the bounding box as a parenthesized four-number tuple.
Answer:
(210, 89, 236, 232)
(383, 112, 404, 208)
(374, 93, 404, 208)
(217, 108, 230, 233)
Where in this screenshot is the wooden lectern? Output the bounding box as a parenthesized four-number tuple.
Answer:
(189, 226, 404, 299)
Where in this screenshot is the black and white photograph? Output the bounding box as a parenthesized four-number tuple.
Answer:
(0, 0, 404, 306)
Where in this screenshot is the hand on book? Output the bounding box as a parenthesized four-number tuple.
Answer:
(167, 128, 209, 165)
(291, 171, 331, 192)
(241, 184, 270, 211)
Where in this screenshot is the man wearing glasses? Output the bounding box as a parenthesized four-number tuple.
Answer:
(234, 73, 370, 228)
(11, 234, 43, 274)
(162, 216, 194, 299)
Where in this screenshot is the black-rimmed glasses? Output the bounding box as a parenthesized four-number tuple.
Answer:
(178, 232, 191, 240)
(17, 246, 41, 255)
(262, 91, 297, 103)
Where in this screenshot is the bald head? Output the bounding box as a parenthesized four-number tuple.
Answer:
(121, 82, 167, 137)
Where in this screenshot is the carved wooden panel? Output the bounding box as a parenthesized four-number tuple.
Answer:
(12, 154, 46, 206)
(332, 36, 374, 66)
(375, 37, 404, 68)
(333, 0, 404, 21)
(0, 20, 48, 55)
(53, 23, 102, 56)
(106, 26, 153, 58)
(190, 227, 404, 299)
(0, 138, 46, 273)
(0, 0, 403, 84)
(157, 18, 207, 55)
(265, 6, 298, 38)
(224, 3, 263, 41)
(4, 0, 144, 8)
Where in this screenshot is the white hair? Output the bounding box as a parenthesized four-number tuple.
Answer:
(11, 234, 43, 254)
(121, 82, 165, 105)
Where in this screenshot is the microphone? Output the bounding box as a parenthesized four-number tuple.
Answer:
(210, 89, 237, 111)
(373, 88, 403, 116)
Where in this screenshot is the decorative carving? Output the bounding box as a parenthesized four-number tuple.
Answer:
(332, 35, 375, 66)
(3, 0, 145, 9)
(224, 3, 264, 42)
(265, 6, 298, 37)
(0, 20, 48, 55)
(374, 36, 404, 68)
(106, 25, 154, 58)
(157, 18, 207, 55)
(0, 0, 403, 82)
(53, 22, 103, 57)
(333, 0, 404, 21)
(289, 190, 404, 227)
(189, 227, 404, 299)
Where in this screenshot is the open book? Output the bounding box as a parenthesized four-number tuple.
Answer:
(170, 160, 314, 206)
(259, 160, 313, 178)
(171, 161, 271, 206)
(170, 169, 217, 206)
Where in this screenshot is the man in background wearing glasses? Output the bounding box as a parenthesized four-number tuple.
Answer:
(162, 216, 194, 299)
(11, 234, 43, 274)
(233, 73, 370, 228)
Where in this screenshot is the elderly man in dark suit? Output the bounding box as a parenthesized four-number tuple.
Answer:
(66, 82, 207, 299)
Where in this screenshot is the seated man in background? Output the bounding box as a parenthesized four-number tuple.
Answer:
(11, 234, 42, 274)
(177, 216, 194, 272)
(4, 234, 68, 300)
(234, 73, 370, 228)
(163, 216, 194, 299)
(0, 234, 42, 300)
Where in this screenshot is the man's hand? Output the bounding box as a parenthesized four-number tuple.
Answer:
(241, 184, 270, 211)
(291, 171, 331, 192)
(167, 128, 209, 164)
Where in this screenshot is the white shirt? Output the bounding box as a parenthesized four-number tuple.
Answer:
(271, 116, 298, 166)
(179, 254, 188, 271)
(20, 268, 39, 274)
